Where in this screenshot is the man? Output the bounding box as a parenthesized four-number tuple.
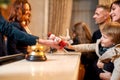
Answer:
(91, 4, 113, 80)
(92, 5, 111, 43)
(83, 5, 112, 80)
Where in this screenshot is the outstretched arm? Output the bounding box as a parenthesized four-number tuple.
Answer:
(0, 14, 39, 45)
(0, 14, 61, 49)
(68, 43, 96, 52)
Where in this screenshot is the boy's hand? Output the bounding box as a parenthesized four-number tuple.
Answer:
(97, 60, 104, 69)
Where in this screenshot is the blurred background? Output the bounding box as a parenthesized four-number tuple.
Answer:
(2, 0, 115, 38)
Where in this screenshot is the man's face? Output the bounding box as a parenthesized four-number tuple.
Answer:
(93, 8, 109, 24)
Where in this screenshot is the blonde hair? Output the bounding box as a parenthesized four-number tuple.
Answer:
(72, 22, 92, 43)
(101, 22, 120, 44)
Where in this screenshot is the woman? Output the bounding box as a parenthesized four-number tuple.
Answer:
(0, 0, 60, 56)
(7, 0, 31, 55)
(71, 22, 92, 44)
(99, 0, 120, 79)
(110, 0, 120, 23)
(7, 0, 36, 55)
(7, 0, 60, 55)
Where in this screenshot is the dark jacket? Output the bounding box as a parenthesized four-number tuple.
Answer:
(92, 29, 101, 43)
(7, 22, 29, 55)
(0, 14, 39, 56)
(0, 33, 7, 56)
(0, 14, 39, 45)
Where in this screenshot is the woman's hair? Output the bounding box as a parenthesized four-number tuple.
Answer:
(72, 22, 92, 44)
(110, 0, 120, 9)
(9, 0, 31, 26)
(101, 22, 120, 44)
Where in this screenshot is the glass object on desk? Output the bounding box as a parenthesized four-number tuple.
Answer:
(26, 41, 47, 61)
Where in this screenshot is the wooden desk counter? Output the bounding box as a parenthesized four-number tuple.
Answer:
(0, 53, 81, 80)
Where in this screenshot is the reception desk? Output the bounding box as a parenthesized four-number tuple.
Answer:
(0, 52, 81, 80)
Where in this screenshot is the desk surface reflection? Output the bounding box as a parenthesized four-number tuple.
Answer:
(0, 53, 81, 80)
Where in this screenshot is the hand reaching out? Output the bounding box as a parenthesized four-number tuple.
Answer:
(38, 39, 60, 49)
(48, 33, 67, 49)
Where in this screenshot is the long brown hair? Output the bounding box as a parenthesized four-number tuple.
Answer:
(9, 0, 31, 27)
(72, 22, 92, 43)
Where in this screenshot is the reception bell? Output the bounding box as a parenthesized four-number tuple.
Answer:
(26, 42, 47, 61)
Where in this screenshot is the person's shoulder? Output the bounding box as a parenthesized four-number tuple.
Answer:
(115, 44, 120, 53)
(10, 22, 21, 29)
(0, 14, 6, 23)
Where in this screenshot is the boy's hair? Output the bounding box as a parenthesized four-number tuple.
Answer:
(101, 22, 120, 44)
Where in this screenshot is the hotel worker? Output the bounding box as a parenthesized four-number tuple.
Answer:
(7, 0, 34, 55)
(0, 0, 60, 56)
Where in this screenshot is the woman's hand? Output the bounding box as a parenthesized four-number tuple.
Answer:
(38, 39, 60, 49)
(99, 72, 111, 80)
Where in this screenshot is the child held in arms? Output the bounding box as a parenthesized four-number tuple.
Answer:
(66, 22, 120, 80)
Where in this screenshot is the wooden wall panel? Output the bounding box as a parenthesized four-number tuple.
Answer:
(99, 0, 116, 6)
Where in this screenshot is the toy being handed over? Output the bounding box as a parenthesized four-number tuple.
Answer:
(48, 32, 67, 49)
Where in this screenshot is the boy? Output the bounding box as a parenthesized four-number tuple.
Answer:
(68, 22, 120, 80)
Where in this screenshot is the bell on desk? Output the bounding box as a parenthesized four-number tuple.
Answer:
(26, 41, 47, 61)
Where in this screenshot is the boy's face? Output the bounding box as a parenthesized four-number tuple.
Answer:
(100, 33, 114, 48)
